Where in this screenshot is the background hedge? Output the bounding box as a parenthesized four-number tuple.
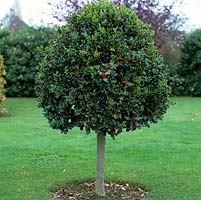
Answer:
(0, 27, 53, 97)
(177, 29, 201, 96)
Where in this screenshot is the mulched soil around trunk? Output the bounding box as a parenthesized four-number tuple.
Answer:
(51, 180, 149, 200)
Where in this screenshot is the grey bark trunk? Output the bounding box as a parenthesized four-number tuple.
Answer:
(96, 133, 105, 196)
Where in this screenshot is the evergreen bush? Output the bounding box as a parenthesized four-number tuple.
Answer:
(0, 27, 53, 97)
(178, 29, 201, 96)
(37, 1, 169, 137)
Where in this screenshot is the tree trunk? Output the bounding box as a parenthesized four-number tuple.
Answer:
(96, 133, 105, 196)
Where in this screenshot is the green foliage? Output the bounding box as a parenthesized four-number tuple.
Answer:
(159, 37, 184, 96)
(37, 0, 169, 138)
(0, 28, 10, 39)
(0, 27, 53, 97)
(0, 55, 6, 107)
(168, 73, 184, 96)
(178, 29, 201, 96)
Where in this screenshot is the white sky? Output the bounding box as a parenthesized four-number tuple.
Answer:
(0, 0, 201, 31)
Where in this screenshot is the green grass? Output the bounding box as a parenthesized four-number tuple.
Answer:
(0, 97, 201, 200)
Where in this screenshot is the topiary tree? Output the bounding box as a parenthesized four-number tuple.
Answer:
(178, 29, 201, 96)
(37, 0, 169, 196)
(0, 55, 6, 111)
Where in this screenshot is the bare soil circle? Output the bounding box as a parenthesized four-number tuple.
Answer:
(51, 180, 149, 200)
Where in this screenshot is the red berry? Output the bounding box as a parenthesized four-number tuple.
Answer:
(130, 116, 135, 122)
(76, 71, 80, 76)
(106, 65, 111, 70)
(129, 91, 134, 96)
(122, 80, 128, 86)
(102, 72, 107, 78)
(114, 58, 118, 64)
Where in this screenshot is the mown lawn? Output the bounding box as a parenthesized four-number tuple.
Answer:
(0, 97, 201, 200)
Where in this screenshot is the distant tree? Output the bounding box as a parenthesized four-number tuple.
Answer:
(0, 0, 29, 32)
(37, 1, 169, 196)
(1, 8, 15, 29)
(0, 6, 27, 31)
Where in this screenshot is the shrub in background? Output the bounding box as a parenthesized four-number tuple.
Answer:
(178, 29, 201, 96)
(0, 27, 53, 97)
(168, 73, 184, 96)
(160, 38, 185, 96)
(0, 55, 6, 111)
(37, 0, 169, 196)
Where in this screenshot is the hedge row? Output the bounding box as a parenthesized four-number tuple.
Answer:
(0, 27, 53, 97)
(176, 29, 201, 96)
